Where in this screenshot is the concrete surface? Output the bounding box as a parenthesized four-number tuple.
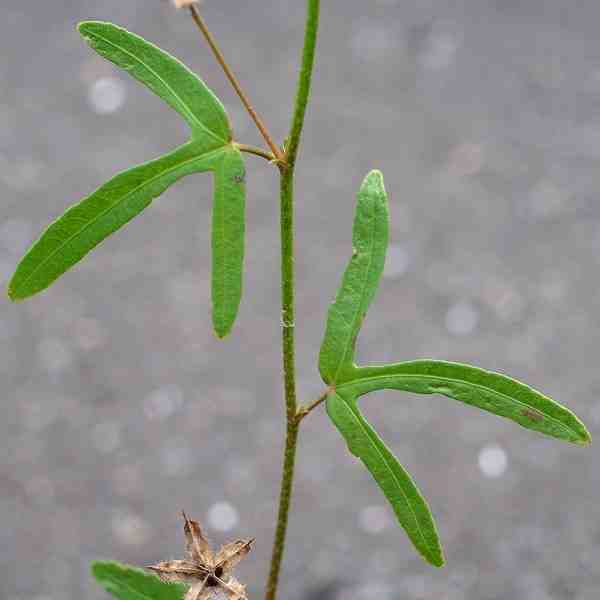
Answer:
(1, 2, 599, 600)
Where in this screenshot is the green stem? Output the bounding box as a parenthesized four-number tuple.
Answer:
(264, 413, 299, 600)
(283, 0, 321, 168)
(265, 3, 320, 600)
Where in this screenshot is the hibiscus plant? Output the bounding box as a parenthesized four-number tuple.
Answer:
(8, 2, 591, 600)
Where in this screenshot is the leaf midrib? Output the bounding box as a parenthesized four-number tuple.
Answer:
(85, 26, 227, 146)
(12, 145, 224, 296)
(337, 393, 436, 562)
(340, 370, 580, 440)
(216, 152, 227, 331)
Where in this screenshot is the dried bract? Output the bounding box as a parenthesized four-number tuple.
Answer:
(148, 512, 253, 600)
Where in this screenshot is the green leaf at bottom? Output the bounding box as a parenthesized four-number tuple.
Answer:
(92, 561, 185, 600)
(327, 391, 445, 567)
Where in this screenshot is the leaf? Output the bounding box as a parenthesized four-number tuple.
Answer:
(327, 391, 444, 567)
(318, 169, 591, 566)
(340, 361, 591, 445)
(212, 148, 246, 338)
(318, 170, 389, 385)
(8, 141, 222, 302)
(78, 21, 231, 147)
(9, 22, 248, 337)
(92, 561, 185, 600)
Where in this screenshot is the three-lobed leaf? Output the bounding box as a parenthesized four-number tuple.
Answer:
(92, 561, 185, 600)
(9, 22, 246, 337)
(318, 170, 443, 566)
(319, 169, 591, 566)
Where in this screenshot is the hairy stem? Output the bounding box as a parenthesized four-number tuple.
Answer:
(265, 3, 320, 600)
(265, 416, 299, 600)
(188, 5, 286, 164)
(265, 168, 298, 600)
(283, 0, 321, 168)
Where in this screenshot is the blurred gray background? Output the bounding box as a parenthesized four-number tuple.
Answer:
(1, 1, 599, 599)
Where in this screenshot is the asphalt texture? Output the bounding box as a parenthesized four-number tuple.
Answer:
(1, 2, 599, 600)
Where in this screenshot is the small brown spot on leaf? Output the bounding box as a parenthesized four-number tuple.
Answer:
(522, 408, 544, 423)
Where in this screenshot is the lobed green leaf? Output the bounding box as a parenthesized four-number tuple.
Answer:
(9, 22, 249, 337)
(319, 169, 591, 566)
(78, 21, 231, 147)
(92, 561, 185, 600)
(341, 360, 591, 445)
(327, 391, 444, 567)
(318, 170, 389, 385)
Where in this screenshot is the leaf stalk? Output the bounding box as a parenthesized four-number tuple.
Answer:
(236, 144, 276, 163)
(188, 5, 286, 165)
(296, 387, 331, 422)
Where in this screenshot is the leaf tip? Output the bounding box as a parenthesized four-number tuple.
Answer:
(567, 413, 592, 445)
(77, 21, 112, 43)
(361, 169, 386, 194)
(90, 559, 111, 579)
(213, 321, 233, 340)
(576, 427, 592, 446)
(6, 275, 23, 302)
(365, 169, 384, 182)
(419, 530, 445, 568)
(6, 284, 17, 302)
(429, 547, 446, 568)
(77, 20, 96, 36)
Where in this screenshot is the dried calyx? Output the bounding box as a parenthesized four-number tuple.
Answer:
(148, 512, 253, 600)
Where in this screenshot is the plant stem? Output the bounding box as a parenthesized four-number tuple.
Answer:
(265, 3, 320, 600)
(265, 415, 299, 600)
(265, 168, 299, 600)
(283, 0, 321, 168)
(188, 5, 286, 165)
